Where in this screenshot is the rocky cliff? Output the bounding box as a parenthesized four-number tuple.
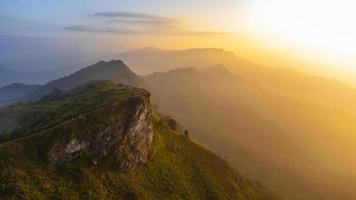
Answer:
(0, 81, 154, 172)
(48, 87, 153, 171)
(0, 81, 276, 200)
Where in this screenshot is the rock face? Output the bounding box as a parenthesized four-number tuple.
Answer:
(49, 87, 154, 172)
(0, 81, 277, 200)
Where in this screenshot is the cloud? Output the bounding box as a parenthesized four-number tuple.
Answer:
(64, 25, 227, 36)
(106, 19, 178, 27)
(64, 25, 152, 35)
(64, 11, 228, 36)
(93, 11, 180, 28)
(91, 12, 177, 22)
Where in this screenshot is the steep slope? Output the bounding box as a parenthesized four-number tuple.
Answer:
(3, 53, 356, 199)
(26, 60, 142, 100)
(115, 47, 356, 115)
(0, 81, 274, 200)
(0, 60, 143, 106)
(3, 56, 356, 199)
(144, 66, 356, 200)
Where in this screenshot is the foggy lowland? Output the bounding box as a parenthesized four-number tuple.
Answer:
(1, 1, 356, 200)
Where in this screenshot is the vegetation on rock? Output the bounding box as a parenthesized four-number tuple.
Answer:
(0, 81, 275, 200)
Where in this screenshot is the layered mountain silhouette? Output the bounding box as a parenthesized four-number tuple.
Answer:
(112, 47, 242, 75)
(144, 66, 356, 200)
(0, 67, 74, 87)
(1, 60, 142, 104)
(2, 48, 356, 199)
(0, 83, 40, 105)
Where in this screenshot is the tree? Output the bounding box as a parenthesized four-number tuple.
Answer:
(168, 118, 177, 130)
(184, 130, 189, 137)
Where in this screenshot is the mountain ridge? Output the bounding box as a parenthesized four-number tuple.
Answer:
(143, 63, 356, 200)
(16, 60, 142, 103)
(2, 48, 356, 199)
(0, 81, 275, 199)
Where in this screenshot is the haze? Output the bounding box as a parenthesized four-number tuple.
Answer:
(1, 1, 356, 199)
(1, 0, 356, 85)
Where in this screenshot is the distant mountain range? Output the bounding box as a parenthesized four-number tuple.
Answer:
(0, 83, 40, 105)
(0, 60, 139, 106)
(112, 47, 244, 75)
(23, 60, 143, 101)
(144, 65, 356, 200)
(1, 48, 356, 199)
(0, 67, 76, 87)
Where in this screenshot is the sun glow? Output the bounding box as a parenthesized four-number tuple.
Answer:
(242, 0, 356, 72)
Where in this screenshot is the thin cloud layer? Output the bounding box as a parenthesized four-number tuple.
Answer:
(91, 11, 177, 22)
(64, 25, 155, 35)
(64, 25, 226, 36)
(64, 11, 227, 36)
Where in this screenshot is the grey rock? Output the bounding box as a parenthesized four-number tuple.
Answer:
(49, 87, 154, 172)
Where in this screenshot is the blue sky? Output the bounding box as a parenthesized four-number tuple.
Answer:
(0, 0, 244, 71)
(0, 1, 241, 70)
(3, 0, 355, 86)
(0, 0, 240, 37)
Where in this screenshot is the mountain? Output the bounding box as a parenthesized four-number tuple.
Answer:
(0, 67, 74, 87)
(114, 47, 356, 115)
(0, 83, 40, 106)
(3, 48, 356, 199)
(0, 81, 274, 199)
(144, 66, 356, 200)
(113, 47, 243, 75)
(11, 60, 143, 103)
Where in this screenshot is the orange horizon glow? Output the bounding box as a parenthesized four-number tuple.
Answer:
(92, 0, 356, 86)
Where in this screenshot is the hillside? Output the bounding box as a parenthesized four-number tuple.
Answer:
(144, 66, 356, 200)
(0, 81, 274, 200)
(3, 54, 356, 199)
(0, 60, 143, 106)
(26, 60, 142, 101)
(115, 47, 356, 115)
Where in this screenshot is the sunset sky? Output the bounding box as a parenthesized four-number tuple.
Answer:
(1, 0, 356, 84)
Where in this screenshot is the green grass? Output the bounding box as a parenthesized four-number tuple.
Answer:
(0, 81, 133, 143)
(131, 116, 274, 200)
(0, 81, 275, 200)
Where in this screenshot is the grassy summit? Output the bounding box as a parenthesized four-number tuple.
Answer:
(0, 81, 275, 199)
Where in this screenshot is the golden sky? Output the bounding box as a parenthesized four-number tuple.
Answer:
(2, 0, 356, 84)
(101, 0, 356, 85)
(171, 0, 356, 85)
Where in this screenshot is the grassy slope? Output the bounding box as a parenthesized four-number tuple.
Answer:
(0, 81, 274, 200)
(144, 67, 356, 200)
(0, 81, 134, 142)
